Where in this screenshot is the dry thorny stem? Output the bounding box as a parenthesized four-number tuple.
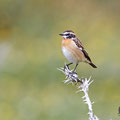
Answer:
(58, 63, 83, 84)
(58, 63, 99, 120)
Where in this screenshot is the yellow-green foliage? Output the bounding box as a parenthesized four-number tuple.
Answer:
(0, 0, 120, 120)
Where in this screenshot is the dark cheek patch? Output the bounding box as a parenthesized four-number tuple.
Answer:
(71, 34, 75, 38)
(73, 35, 75, 38)
(67, 36, 72, 39)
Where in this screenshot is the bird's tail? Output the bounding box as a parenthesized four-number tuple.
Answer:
(89, 62, 97, 68)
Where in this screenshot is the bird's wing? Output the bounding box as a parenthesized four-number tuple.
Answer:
(82, 49, 91, 62)
(73, 38, 84, 49)
(73, 38, 92, 62)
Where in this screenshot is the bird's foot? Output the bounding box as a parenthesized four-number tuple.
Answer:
(69, 71, 77, 75)
(64, 65, 69, 71)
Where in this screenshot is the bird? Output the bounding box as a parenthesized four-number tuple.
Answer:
(59, 30, 97, 73)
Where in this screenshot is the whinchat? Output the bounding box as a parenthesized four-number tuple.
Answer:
(59, 30, 97, 73)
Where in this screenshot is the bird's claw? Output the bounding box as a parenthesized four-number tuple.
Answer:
(64, 65, 69, 71)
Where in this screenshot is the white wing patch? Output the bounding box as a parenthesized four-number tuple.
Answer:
(79, 47, 82, 50)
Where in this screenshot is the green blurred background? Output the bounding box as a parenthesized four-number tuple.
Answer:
(0, 0, 120, 120)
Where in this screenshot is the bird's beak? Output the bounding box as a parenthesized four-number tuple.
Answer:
(59, 33, 64, 36)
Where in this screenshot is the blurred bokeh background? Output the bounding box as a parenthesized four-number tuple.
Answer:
(0, 0, 120, 120)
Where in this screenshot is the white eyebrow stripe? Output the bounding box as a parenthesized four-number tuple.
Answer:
(63, 32, 75, 35)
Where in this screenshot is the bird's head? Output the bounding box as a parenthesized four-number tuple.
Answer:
(59, 30, 76, 39)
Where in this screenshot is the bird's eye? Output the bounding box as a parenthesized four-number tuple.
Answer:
(72, 35, 75, 38)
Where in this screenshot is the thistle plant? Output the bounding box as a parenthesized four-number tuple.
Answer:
(58, 64, 99, 120)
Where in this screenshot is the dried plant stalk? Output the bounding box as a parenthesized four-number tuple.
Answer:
(58, 64, 99, 120)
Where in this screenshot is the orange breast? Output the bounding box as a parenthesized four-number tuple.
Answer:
(61, 39, 87, 62)
(62, 39, 72, 46)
